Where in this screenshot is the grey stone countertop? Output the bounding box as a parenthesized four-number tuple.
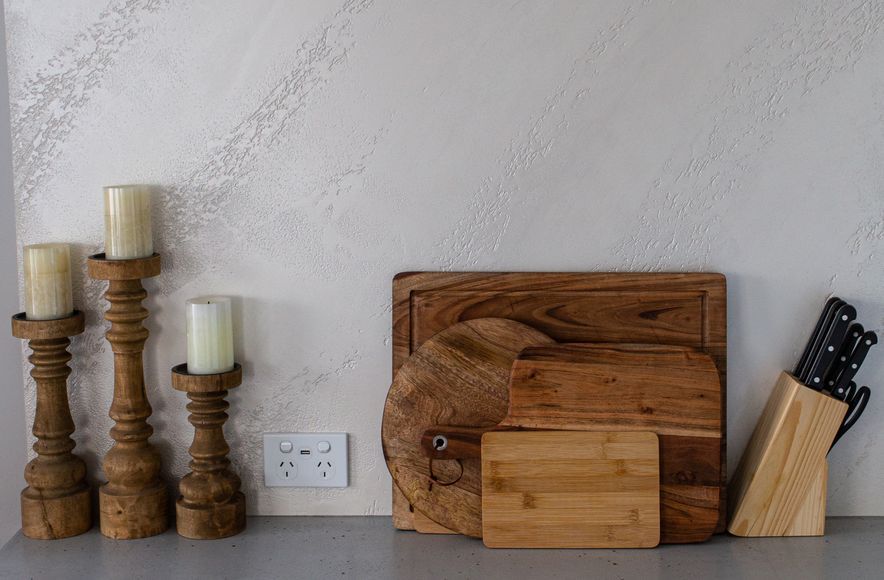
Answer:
(1, 516, 882, 580)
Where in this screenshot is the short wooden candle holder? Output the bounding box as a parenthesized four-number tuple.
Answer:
(728, 371, 848, 537)
(87, 252, 169, 539)
(11, 311, 91, 539)
(171, 363, 246, 539)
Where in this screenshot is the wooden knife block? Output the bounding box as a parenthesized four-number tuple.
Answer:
(728, 372, 847, 537)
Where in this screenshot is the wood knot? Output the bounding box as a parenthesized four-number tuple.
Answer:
(674, 471, 697, 484)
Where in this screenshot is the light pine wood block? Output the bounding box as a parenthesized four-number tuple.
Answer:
(728, 372, 846, 537)
(482, 431, 660, 548)
(785, 463, 827, 537)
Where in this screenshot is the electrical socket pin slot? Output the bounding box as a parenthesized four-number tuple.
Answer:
(263, 433, 348, 488)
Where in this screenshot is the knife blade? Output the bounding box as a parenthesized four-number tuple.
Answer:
(829, 331, 878, 399)
(824, 322, 864, 391)
(798, 298, 845, 383)
(805, 303, 857, 389)
(794, 297, 842, 378)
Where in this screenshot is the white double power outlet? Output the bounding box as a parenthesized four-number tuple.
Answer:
(263, 433, 348, 488)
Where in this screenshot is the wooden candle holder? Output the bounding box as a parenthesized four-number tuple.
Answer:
(87, 253, 168, 539)
(728, 372, 848, 537)
(171, 363, 245, 539)
(11, 311, 91, 539)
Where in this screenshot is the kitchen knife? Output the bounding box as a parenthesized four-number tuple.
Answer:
(830, 385, 871, 450)
(798, 298, 845, 383)
(824, 322, 864, 391)
(829, 331, 878, 399)
(805, 302, 856, 389)
(794, 297, 842, 377)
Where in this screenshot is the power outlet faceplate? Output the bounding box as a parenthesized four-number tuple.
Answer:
(263, 433, 348, 488)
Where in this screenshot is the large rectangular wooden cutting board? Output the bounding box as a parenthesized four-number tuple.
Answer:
(482, 431, 660, 548)
(391, 272, 727, 533)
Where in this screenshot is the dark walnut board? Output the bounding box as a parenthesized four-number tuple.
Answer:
(390, 272, 727, 537)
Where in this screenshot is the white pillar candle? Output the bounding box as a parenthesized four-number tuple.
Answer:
(23, 243, 74, 320)
(186, 296, 235, 375)
(104, 185, 153, 260)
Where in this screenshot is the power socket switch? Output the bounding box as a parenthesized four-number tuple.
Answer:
(263, 432, 348, 488)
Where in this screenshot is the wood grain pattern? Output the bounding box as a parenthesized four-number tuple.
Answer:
(418, 344, 720, 543)
(499, 344, 721, 437)
(382, 318, 554, 537)
(482, 431, 660, 548)
(413, 510, 457, 534)
(391, 485, 415, 530)
(88, 253, 169, 540)
(172, 364, 246, 540)
(391, 272, 727, 533)
(11, 312, 91, 540)
(728, 372, 846, 537)
(784, 463, 827, 537)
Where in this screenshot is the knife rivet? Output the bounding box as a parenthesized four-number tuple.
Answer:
(852, 363, 858, 369)
(828, 346, 834, 351)
(813, 377, 820, 383)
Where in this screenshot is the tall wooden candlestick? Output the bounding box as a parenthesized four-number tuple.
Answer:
(171, 363, 245, 539)
(87, 252, 168, 539)
(11, 311, 91, 539)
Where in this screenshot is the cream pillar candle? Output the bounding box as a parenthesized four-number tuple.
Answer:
(186, 297, 235, 375)
(104, 185, 153, 259)
(23, 243, 74, 320)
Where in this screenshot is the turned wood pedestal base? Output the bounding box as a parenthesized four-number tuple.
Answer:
(98, 484, 169, 539)
(176, 492, 246, 541)
(11, 311, 91, 540)
(88, 253, 169, 540)
(20, 487, 91, 540)
(172, 363, 246, 540)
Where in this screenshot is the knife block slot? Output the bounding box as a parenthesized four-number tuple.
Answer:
(728, 371, 847, 537)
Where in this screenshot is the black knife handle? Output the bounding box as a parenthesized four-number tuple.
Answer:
(806, 303, 856, 389)
(825, 323, 865, 391)
(798, 298, 844, 382)
(831, 331, 877, 397)
(795, 297, 842, 377)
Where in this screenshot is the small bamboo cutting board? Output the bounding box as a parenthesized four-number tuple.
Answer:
(481, 431, 660, 548)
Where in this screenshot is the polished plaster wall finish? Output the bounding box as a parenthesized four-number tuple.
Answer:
(5, 1, 884, 517)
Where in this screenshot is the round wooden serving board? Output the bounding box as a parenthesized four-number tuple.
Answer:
(382, 318, 553, 537)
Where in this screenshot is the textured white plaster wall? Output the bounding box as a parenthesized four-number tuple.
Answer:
(4, 0, 883, 517)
